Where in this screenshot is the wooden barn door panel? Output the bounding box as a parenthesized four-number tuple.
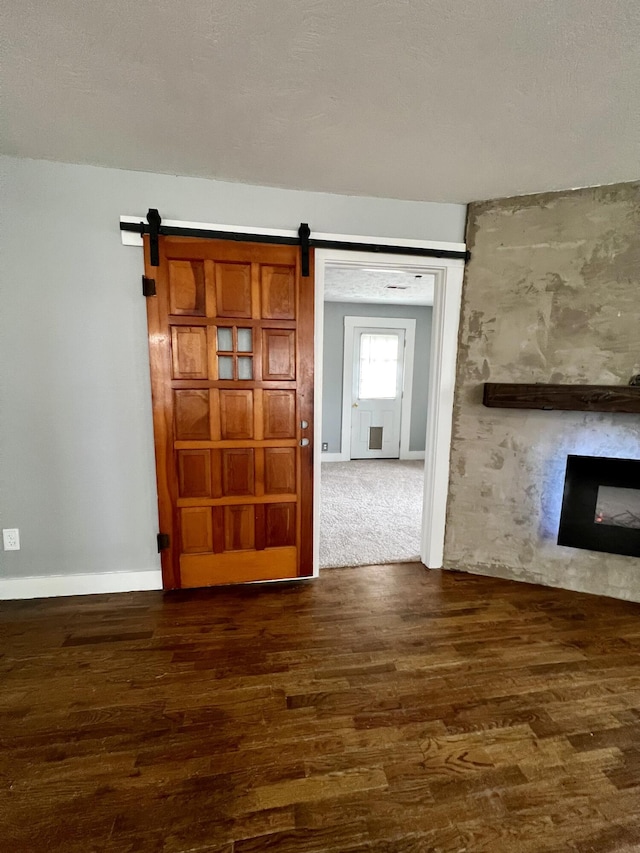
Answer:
(144, 237, 313, 589)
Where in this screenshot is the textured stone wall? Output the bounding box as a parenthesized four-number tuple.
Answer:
(445, 181, 640, 601)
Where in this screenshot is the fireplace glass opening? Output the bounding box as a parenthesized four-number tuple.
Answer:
(558, 455, 640, 558)
(595, 486, 640, 530)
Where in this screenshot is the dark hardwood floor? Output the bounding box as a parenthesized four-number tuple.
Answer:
(1, 564, 640, 852)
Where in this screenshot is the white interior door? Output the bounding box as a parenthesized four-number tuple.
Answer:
(350, 327, 405, 459)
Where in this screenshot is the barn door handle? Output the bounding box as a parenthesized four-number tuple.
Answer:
(299, 438, 310, 447)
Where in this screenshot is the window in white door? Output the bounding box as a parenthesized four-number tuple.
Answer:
(358, 333, 400, 399)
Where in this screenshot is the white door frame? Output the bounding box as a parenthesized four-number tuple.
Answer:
(314, 250, 464, 571)
(341, 316, 416, 461)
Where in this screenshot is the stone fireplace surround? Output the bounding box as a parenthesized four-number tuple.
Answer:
(444, 180, 640, 603)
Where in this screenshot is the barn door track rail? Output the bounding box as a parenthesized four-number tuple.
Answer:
(120, 209, 470, 276)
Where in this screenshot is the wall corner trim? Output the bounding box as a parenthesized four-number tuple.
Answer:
(0, 570, 163, 601)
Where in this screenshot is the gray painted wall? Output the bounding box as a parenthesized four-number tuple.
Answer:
(322, 302, 433, 454)
(0, 155, 464, 581)
(445, 181, 640, 602)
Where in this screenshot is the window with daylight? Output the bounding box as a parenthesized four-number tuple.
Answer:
(358, 333, 399, 399)
(215, 326, 254, 380)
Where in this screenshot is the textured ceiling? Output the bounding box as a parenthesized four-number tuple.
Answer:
(1, 0, 639, 203)
(324, 268, 435, 306)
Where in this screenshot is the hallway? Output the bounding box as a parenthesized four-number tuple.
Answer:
(320, 459, 424, 568)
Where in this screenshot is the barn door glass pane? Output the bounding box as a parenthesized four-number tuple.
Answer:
(218, 356, 233, 379)
(237, 329, 253, 352)
(238, 357, 253, 380)
(217, 327, 233, 351)
(358, 334, 399, 399)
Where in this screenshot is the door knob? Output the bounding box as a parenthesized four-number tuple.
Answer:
(352, 402, 359, 408)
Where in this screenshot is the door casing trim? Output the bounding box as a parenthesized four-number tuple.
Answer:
(314, 250, 464, 571)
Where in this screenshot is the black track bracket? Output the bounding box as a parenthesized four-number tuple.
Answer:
(147, 208, 162, 267)
(298, 222, 311, 277)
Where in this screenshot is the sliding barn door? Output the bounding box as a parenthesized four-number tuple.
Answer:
(144, 236, 314, 589)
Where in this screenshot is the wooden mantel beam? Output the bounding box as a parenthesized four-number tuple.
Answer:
(483, 383, 640, 414)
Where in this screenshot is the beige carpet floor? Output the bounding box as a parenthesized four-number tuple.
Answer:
(319, 459, 425, 568)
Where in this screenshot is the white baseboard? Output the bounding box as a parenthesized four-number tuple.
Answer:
(321, 452, 345, 462)
(0, 570, 163, 601)
(402, 451, 426, 460)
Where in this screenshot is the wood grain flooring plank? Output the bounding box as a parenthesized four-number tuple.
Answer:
(1, 563, 639, 852)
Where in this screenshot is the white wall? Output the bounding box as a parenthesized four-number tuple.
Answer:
(0, 155, 465, 585)
(322, 302, 433, 453)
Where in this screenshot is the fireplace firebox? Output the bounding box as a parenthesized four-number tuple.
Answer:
(558, 456, 640, 557)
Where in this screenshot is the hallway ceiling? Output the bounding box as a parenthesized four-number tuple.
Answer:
(2, 0, 639, 203)
(324, 268, 435, 306)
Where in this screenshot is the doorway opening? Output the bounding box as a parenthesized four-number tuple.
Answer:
(314, 250, 463, 573)
(318, 268, 430, 568)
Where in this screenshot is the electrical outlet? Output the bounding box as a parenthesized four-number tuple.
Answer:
(3, 529, 20, 551)
(322, 442, 329, 451)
